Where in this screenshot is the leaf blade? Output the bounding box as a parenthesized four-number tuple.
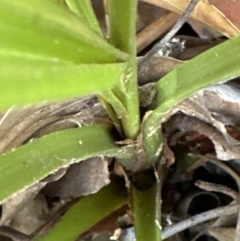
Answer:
(64, 0, 102, 36)
(143, 35, 240, 166)
(0, 61, 127, 110)
(0, 124, 119, 204)
(36, 180, 128, 241)
(0, 0, 128, 63)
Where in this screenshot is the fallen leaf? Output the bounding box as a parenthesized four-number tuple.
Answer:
(0, 183, 46, 225)
(162, 138, 175, 167)
(137, 1, 167, 32)
(188, 18, 223, 39)
(0, 96, 106, 153)
(137, 11, 180, 52)
(9, 193, 49, 234)
(42, 157, 110, 198)
(144, 0, 240, 38)
(204, 83, 240, 129)
(207, 227, 235, 241)
(163, 83, 240, 160)
(138, 56, 182, 85)
(211, 202, 238, 228)
(209, 0, 240, 29)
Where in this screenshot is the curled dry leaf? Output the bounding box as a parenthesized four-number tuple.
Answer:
(204, 84, 240, 128)
(176, 190, 220, 219)
(207, 159, 240, 191)
(0, 96, 107, 153)
(144, 0, 240, 38)
(42, 157, 110, 198)
(202, 158, 240, 235)
(0, 96, 109, 235)
(163, 83, 240, 161)
(194, 184, 240, 238)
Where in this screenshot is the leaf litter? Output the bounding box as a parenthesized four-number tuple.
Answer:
(1, 0, 240, 241)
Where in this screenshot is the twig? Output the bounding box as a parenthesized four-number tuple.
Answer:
(195, 180, 240, 201)
(138, 0, 199, 66)
(0, 226, 32, 241)
(162, 203, 239, 240)
(136, 11, 179, 53)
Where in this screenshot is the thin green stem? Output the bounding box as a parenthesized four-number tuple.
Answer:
(131, 181, 162, 241)
(105, 0, 140, 139)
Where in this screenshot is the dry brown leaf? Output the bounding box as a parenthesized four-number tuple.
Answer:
(162, 138, 175, 167)
(167, 115, 240, 160)
(176, 190, 220, 219)
(163, 83, 240, 161)
(138, 56, 183, 85)
(188, 18, 223, 39)
(178, 90, 240, 146)
(209, 0, 240, 29)
(0, 96, 107, 153)
(0, 183, 46, 225)
(9, 194, 49, 235)
(137, 11, 180, 52)
(204, 84, 240, 128)
(42, 157, 110, 198)
(211, 202, 238, 228)
(177, 37, 223, 60)
(137, 1, 167, 32)
(207, 227, 235, 241)
(144, 0, 240, 38)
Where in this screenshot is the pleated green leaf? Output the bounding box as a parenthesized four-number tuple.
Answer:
(64, 0, 102, 36)
(0, 0, 128, 63)
(143, 35, 240, 166)
(0, 124, 119, 204)
(0, 59, 127, 109)
(36, 180, 128, 241)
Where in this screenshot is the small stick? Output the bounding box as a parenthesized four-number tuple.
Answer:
(138, 0, 199, 67)
(162, 203, 239, 240)
(137, 11, 179, 53)
(195, 180, 240, 201)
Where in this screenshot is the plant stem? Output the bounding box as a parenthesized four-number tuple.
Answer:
(105, 0, 140, 139)
(131, 180, 162, 241)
